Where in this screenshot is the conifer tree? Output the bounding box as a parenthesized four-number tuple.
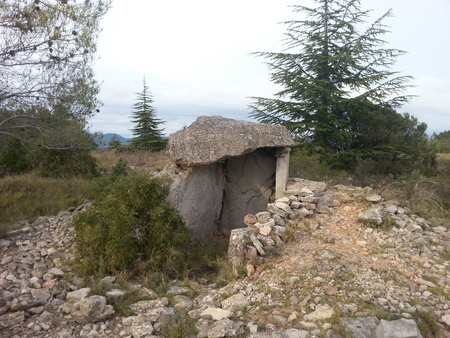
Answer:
(130, 78, 166, 151)
(250, 0, 414, 154)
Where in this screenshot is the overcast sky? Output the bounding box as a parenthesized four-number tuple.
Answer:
(89, 0, 450, 138)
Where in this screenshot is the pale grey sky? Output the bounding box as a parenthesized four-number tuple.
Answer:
(89, 0, 450, 138)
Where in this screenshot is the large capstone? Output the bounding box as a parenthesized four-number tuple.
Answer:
(167, 115, 294, 166)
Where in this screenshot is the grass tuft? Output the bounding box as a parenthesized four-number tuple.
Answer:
(0, 173, 92, 236)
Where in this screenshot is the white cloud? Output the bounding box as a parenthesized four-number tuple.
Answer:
(90, 0, 450, 138)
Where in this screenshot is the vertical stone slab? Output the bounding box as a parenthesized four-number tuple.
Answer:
(219, 149, 275, 235)
(275, 147, 290, 199)
(168, 163, 226, 238)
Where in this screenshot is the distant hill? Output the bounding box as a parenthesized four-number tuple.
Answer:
(94, 133, 131, 148)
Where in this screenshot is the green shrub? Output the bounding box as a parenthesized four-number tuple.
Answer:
(73, 172, 191, 277)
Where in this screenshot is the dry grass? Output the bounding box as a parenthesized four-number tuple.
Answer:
(437, 153, 450, 161)
(92, 148, 170, 173)
(0, 173, 92, 234)
(370, 154, 450, 223)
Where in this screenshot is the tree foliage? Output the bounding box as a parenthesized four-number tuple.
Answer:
(432, 130, 450, 153)
(0, 0, 110, 150)
(250, 0, 415, 153)
(130, 77, 167, 151)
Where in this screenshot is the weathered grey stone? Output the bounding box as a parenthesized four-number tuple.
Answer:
(10, 295, 44, 311)
(129, 298, 169, 315)
(167, 285, 192, 295)
(47, 267, 64, 277)
(249, 328, 312, 337)
(275, 202, 293, 214)
(290, 201, 302, 209)
(303, 304, 335, 321)
(167, 115, 294, 166)
(250, 234, 266, 256)
(173, 295, 193, 309)
(219, 149, 277, 234)
(273, 214, 285, 226)
(168, 163, 226, 238)
(0, 239, 11, 249)
(358, 208, 383, 226)
(255, 219, 276, 229)
(259, 224, 272, 236)
(66, 288, 91, 303)
(365, 194, 383, 203)
(267, 203, 288, 218)
(197, 318, 245, 338)
(221, 293, 248, 311)
(228, 228, 259, 268)
(169, 149, 276, 237)
(194, 293, 222, 308)
(0, 311, 25, 329)
(341, 317, 380, 337)
(131, 315, 154, 338)
(441, 314, 450, 326)
(257, 234, 275, 247)
(274, 226, 286, 237)
(298, 207, 312, 218)
(275, 197, 291, 204)
(385, 204, 398, 214)
(74, 295, 115, 323)
(375, 319, 423, 338)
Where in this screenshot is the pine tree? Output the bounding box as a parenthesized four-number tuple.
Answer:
(130, 77, 166, 151)
(250, 0, 413, 154)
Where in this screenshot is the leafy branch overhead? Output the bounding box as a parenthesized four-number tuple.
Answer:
(0, 0, 110, 144)
(0, 0, 110, 176)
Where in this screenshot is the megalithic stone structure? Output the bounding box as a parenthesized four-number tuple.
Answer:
(166, 116, 295, 238)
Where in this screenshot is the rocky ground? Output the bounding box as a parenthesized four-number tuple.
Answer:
(1, 181, 450, 337)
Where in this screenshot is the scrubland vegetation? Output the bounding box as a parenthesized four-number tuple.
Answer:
(1, 0, 449, 294)
(1, 145, 450, 277)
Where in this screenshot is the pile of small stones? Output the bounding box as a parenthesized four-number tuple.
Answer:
(1, 179, 450, 337)
(229, 179, 335, 275)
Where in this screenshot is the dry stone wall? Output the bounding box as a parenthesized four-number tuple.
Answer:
(228, 178, 333, 274)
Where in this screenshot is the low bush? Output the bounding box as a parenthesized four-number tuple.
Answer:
(73, 172, 191, 277)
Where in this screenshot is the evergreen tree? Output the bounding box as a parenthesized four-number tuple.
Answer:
(130, 78, 166, 151)
(250, 0, 413, 155)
